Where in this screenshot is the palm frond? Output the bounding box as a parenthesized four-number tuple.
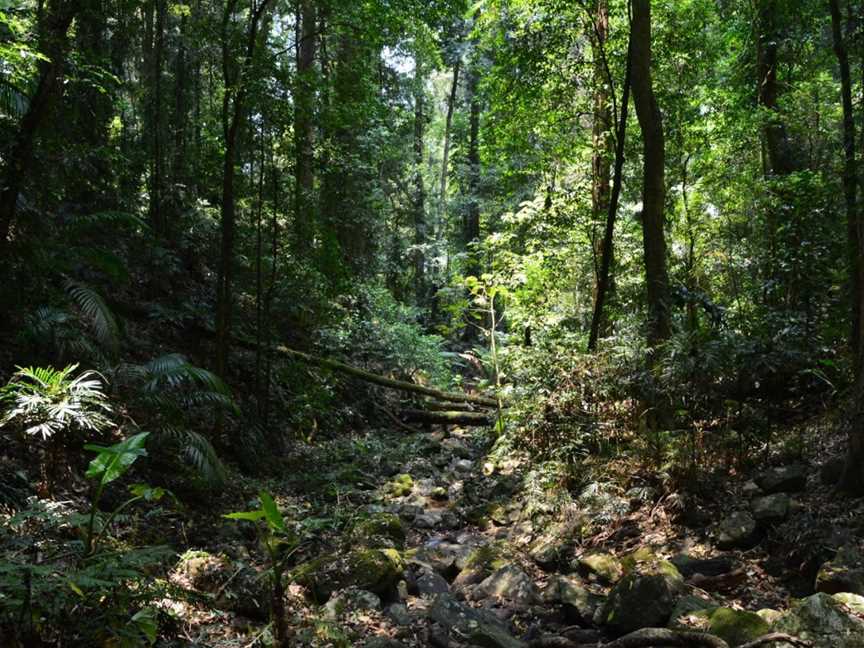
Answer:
(65, 280, 121, 358)
(156, 426, 227, 487)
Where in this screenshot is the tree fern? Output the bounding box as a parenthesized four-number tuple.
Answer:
(64, 280, 120, 359)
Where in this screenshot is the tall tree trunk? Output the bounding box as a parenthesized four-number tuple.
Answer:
(0, 0, 81, 248)
(588, 0, 614, 347)
(440, 59, 460, 202)
(587, 30, 632, 352)
(413, 59, 427, 306)
(294, 0, 316, 255)
(214, 0, 272, 380)
(463, 57, 481, 281)
(631, 0, 671, 349)
(830, 0, 864, 494)
(149, 0, 167, 236)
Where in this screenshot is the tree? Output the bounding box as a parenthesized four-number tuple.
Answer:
(630, 0, 670, 349)
(294, 0, 317, 256)
(0, 0, 82, 248)
(413, 55, 428, 306)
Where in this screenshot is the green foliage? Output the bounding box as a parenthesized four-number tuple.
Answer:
(1, 364, 112, 441)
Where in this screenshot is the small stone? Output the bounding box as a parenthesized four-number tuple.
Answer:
(772, 592, 864, 648)
(386, 603, 414, 626)
(442, 437, 472, 459)
(454, 459, 474, 473)
(754, 464, 807, 494)
(751, 493, 790, 523)
(716, 511, 759, 549)
(742, 480, 762, 498)
(601, 564, 685, 636)
(415, 511, 444, 529)
(543, 575, 602, 624)
(417, 570, 450, 596)
(479, 564, 539, 605)
(816, 545, 864, 596)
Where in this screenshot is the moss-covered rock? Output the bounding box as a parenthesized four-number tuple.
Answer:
(175, 550, 232, 593)
(292, 548, 405, 602)
(578, 552, 623, 584)
(350, 512, 406, 549)
(834, 592, 864, 616)
(772, 593, 864, 648)
(816, 545, 864, 596)
(601, 560, 685, 636)
(708, 608, 770, 647)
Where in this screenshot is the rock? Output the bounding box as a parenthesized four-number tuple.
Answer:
(415, 510, 445, 529)
(756, 608, 782, 624)
(600, 560, 685, 636)
(218, 566, 270, 620)
(754, 464, 808, 494)
(174, 551, 268, 620)
(176, 551, 232, 592)
(771, 592, 864, 648)
(363, 639, 406, 648)
(542, 575, 603, 624)
(834, 593, 864, 616)
(479, 564, 539, 605)
(324, 587, 381, 619)
(751, 493, 790, 523)
(386, 603, 414, 626)
(442, 437, 473, 459)
(417, 569, 451, 596)
(742, 480, 762, 498)
(578, 552, 623, 584)
(292, 548, 405, 602)
(669, 594, 718, 628)
(707, 608, 771, 647)
(716, 511, 759, 549)
(387, 474, 414, 497)
(454, 459, 474, 474)
(529, 534, 568, 570)
(816, 545, 864, 596)
(428, 593, 527, 648)
(670, 554, 737, 578)
(431, 486, 449, 501)
(821, 457, 846, 486)
(351, 513, 407, 549)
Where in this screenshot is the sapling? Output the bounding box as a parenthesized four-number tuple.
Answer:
(224, 491, 297, 648)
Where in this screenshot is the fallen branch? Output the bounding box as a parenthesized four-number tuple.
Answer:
(401, 409, 493, 426)
(373, 401, 425, 435)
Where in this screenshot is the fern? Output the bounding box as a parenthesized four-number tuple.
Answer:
(65, 280, 121, 358)
(141, 354, 237, 413)
(156, 426, 227, 487)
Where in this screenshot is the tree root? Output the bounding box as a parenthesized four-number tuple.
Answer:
(600, 628, 811, 648)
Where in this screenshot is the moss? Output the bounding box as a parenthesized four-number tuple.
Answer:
(580, 552, 624, 583)
(292, 548, 404, 602)
(465, 542, 510, 573)
(386, 473, 414, 497)
(708, 608, 770, 647)
(620, 548, 681, 581)
(350, 512, 406, 549)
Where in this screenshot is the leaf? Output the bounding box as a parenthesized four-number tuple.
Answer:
(223, 510, 266, 522)
(259, 490, 286, 532)
(85, 431, 150, 485)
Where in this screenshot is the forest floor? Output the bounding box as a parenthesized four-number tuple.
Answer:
(154, 407, 864, 647)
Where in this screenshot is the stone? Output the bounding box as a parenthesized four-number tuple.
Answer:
(415, 511, 444, 529)
(601, 561, 686, 636)
(754, 464, 808, 494)
(771, 592, 864, 648)
(454, 459, 474, 474)
(578, 552, 623, 584)
(351, 512, 407, 549)
(542, 575, 603, 624)
(742, 480, 762, 498)
(707, 608, 771, 646)
(386, 603, 414, 626)
(174, 551, 268, 620)
(218, 566, 270, 620)
(751, 493, 790, 523)
(834, 593, 864, 616)
(431, 486, 449, 501)
(417, 569, 450, 596)
(428, 593, 527, 648)
(176, 551, 232, 593)
(670, 554, 737, 578)
(479, 564, 539, 605)
(324, 587, 381, 619)
(816, 545, 864, 596)
(363, 639, 406, 648)
(442, 437, 473, 459)
(529, 534, 568, 570)
(668, 594, 718, 629)
(716, 511, 759, 549)
(292, 548, 405, 602)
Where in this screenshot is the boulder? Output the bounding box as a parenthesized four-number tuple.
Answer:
(834, 593, 864, 616)
(578, 552, 623, 584)
(668, 594, 718, 628)
(600, 560, 685, 636)
(292, 548, 405, 602)
(706, 608, 771, 647)
(417, 569, 450, 596)
(428, 593, 527, 648)
(754, 464, 807, 494)
(351, 513, 407, 549)
(816, 545, 864, 596)
(386, 602, 414, 626)
(324, 587, 381, 619)
(529, 526, 571, 570)
(479, 564, 539, 605)
(751, 493, 790, 523)
(716, 511, 759, 549)
(771, 592, 864, 648)
(542, 575, 603, 625)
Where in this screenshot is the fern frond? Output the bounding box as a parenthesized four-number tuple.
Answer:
(68, 211, 150, 233)
(65, 280, 120, 358)
(156, 426, 227, 487)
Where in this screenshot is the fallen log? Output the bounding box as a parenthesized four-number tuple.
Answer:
(400, 409, 493, 426)
(419, 400, 487, 412)
(271, 345, 500, 408)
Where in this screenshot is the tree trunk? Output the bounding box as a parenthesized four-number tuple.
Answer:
(440, 59, 460, 202)
(294, 0, 316, 255)
(413, 58, 427, 306)
(149, 0, 167, 237)
(0, 0, 81, 248)
(590, 0, 612, 334)
(587, 11, 631, 352)
(463, 58, 482, 281)
(631, 0, 671, 349)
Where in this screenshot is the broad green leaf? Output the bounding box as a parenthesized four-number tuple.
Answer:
(259, 490, 286, 532)
(85, 431, 149, 485)
(223, 510, 266, 522)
